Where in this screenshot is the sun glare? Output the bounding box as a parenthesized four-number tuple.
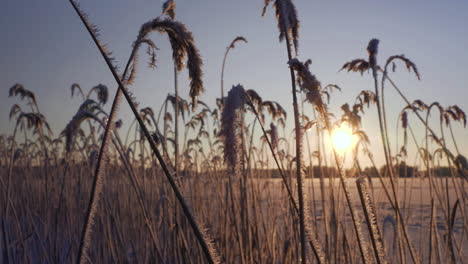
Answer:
(332, 127, 352, 151)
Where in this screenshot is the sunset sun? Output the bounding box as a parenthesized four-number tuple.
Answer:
(332, 127, 353, 151)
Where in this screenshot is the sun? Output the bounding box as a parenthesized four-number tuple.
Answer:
(332, 127, 353, 152)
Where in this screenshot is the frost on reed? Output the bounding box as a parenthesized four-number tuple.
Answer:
(342, 38, 423, 264)
(62, 110, 97, 153)
(89, 84, 109, 105)
(69, 2, 219, 263)
(136, 17, 204, 110)
(290, 57, 371, 264)
(357, 177, 386, 264)
(275, 60, 327, 263)
(288, 59, 324, 112)
(220, 84, 246, 177)
(262, 0, 300, 54)
(68, 2, 157, 263)
(61, 99, 103, 152)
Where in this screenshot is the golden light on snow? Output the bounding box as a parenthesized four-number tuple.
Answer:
(332, 126, 353, 152)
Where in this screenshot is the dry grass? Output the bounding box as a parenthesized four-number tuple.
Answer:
(1, 0, 467, 263)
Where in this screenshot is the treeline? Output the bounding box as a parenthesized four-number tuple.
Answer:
(265, 162, 459, 179)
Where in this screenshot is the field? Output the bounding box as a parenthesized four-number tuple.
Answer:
(1, 166, 467, 263)
(1, 0, 468, 263)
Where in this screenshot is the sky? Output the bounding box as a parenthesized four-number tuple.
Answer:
(1, 0, 467, 166)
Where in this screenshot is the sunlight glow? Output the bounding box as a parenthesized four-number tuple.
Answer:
(332, 127, 352, 152)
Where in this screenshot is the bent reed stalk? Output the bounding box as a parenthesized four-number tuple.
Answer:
(68, 1, 220, 263)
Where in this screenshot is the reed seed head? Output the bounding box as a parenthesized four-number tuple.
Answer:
(9, 84, 37, 105)
(367, 39, 379, 57)
(91, 84, 109, 105)
(262, 0, 300, 54)
(229, 36, 248, 49)
(288, 58, 323, 109)
(162, 0, 176, 20)
(385, 55, 421, 80)
(137, 18, 204, 110)
(401, 111, 408, 129)
(220, 84, 246, 176)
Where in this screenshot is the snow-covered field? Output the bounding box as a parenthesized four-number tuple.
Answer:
(2, 171, 467, 263)
(261, 177, 468, 263)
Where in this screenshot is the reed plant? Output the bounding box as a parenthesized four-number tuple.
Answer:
(0, 1, 466, 263)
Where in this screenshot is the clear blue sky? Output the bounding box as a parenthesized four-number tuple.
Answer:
(1, 0, 467, 165)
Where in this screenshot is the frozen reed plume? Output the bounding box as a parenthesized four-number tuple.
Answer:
(220, 84, 246, 177)
(288, 58, 324, 111)
(61, 99, 104, 152)
(262, 0, 300, 54)
(137, 18, 204, 110)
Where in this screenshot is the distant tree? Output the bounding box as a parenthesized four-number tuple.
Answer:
(397, 162, 417, 178)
